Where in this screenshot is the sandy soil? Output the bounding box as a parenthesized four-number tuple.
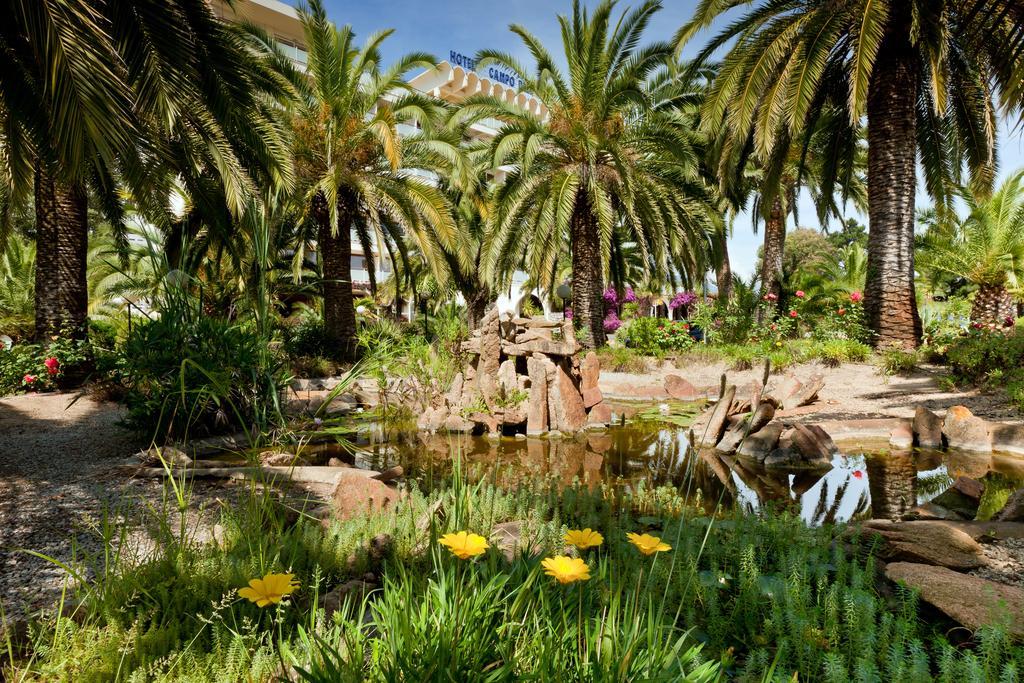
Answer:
(600, 359, 1024, 424)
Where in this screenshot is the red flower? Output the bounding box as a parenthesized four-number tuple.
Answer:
(789, 310, 798, 318)
(44, 357, 60, 375)
(837, 308, 846, 316)
(849, 291, 863, 303)
(23, 374, 36, 385)
(795, 290, 805, 298)
(763, 292, 778, 302)
(770, 323, 777, 331)
(852, 470, 863, 479)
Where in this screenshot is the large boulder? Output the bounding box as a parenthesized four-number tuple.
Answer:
(889, 422, 914, 449)
(330, 470, 403, 521)
(885, 562, 1024, 637)
(716, 403, 776, 455)
(913, 406, 944, 449)
(991, 423, 1024, 455)
(696, 385, 736, 447)
(580, 352, 601, 390)
(862, 520, 986, 569)
(997, 488, 1024, 522)
(664, 375, 700, 401)
(526, 355, 550, 434)
(547, 360, 587, 432)
(737, 421, 784, 461)
(943, 406, 992, 453)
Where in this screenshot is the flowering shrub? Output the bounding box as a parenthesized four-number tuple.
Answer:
(619, 317, 695, 353)
(0, 336, 89, 394)
(602, 311, 622, 333)
(668, 291, 697, 313)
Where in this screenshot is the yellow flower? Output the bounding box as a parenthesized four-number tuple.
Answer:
(238, 573, 299, 607)
(627, 532, 672, 555)
(542, 556, 591, 584)
(439, 531, 489, 560)
(564, 528, 604, 550)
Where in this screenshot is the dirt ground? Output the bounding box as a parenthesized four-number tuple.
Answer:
(600, 359, 1024, 424)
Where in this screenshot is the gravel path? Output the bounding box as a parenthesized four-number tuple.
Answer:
(0, 392, 145, 619)
(601, 360, 1024, 424)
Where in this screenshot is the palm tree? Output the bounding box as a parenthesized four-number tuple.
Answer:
(918, 171, 1024, 325)
(471, 0, 715, 348)
(679, 0, 1024, 349)
(1, 0, 293, 342)
(290, 0, 458, 359)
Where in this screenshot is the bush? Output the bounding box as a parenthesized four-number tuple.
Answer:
(0, 335, 92, 395)
(947, 328, 1024, 411)
(596, 345, 650, 373)
(811, 339, 872, 367)
(879, 348, 918, 376)
(116, 304, 285, 440)
(619, 317, 695, 354)
(283, 312, 334, 360)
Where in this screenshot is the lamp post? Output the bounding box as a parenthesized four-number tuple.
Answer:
(556, 283, 571, 321)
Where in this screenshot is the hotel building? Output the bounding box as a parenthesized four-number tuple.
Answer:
(212, 0, 557, 319)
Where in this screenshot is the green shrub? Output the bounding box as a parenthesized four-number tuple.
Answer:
(0, 335, 92, 394)
(879, 348, 918, 376)
(116, 302, 285, 440)
(596, 345, 650, 373)
(619, 317, 695, 354)
(812, 339, 872, 367)
(283, 312, 334, 360)
(947, 329, 1024, 411)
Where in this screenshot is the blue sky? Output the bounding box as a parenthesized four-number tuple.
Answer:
(317, 0, 1024, 279)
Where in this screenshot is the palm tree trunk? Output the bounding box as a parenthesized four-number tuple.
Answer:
(759, 197, 786, 309)
(315, 191, 357, 361)
(570, 192, 606, 349)
(715, 227, 733, 302)
(34, 165, 88, 341)
(465, 286, 492, 331)
(864, 22, 922, 350)
(971, 284, 1014, 326)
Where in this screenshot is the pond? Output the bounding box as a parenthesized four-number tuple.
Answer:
(297, 406, 1024, 525)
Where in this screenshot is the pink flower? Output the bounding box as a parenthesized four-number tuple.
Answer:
(789, 310, 798, 318)
(23, 374, 36, 385)
(849, 291, 863, 303)
(795, 290, 805, 298)
(852, 470, 863, 479)
(44, 357, 60, 375)
(763, 292, 778, 302)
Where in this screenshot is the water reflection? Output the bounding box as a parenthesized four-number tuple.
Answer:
(332, 420, 1023, 525)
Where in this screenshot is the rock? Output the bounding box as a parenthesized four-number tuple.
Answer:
(909, 501, 967, 521)
(715, 406, 768, 455)
(913, 406, 944, 449)
(526, 355, 550, 434)
(885, 562, 1024, 637)
(327, 457, 347, 467)
(587, 402, 612, 426)
(321, 580, 376, 620)
(862, 520, 987, 569)
(468, 411, 500, 435)
(889, 422, 914, 449)
(136, 446, 192, 467)
(372, 466, 404, 483)
(991, 423, 1024, 455)
(943, 406, 992, 453)
(581, 351, 601, 390)
(737, 421, 784, 461)
(664, 375, 699, 401)
(790, 423, 833, 464)
(330, 470, 403, 521)
(443, 414, 475, 434)
(772, 374, 802, 408)
(997, 489, 1024, 522)
(417, 406, 447, 432)
(476, 307, 501, 399)
(547, 360, 587, 432)
(497, 359, 518, 393)
(260, 451, 305, 466)
(787, 373, 825, 409)
(582, 385, 604, 409)
(696, 385, 736, 447)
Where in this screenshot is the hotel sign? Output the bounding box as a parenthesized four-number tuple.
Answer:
(448, 50, 523, 90)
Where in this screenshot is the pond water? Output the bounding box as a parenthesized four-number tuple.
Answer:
(298, 409, 1024, 525)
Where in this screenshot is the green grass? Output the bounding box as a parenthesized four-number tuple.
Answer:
(8, 468, 1024, 681)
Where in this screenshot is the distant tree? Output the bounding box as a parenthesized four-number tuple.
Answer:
(825, 218, 869, 252)
(781, 228, 837, 283)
